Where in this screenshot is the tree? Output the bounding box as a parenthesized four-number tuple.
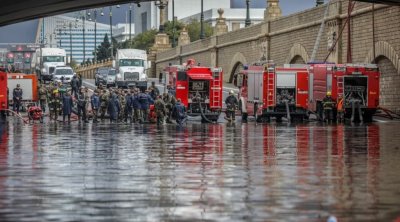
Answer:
(94, 34, 111, 61)
(164, 20, 185, 45)
(186, 19, 213, 42)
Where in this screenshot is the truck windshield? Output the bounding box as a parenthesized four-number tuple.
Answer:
(55, 69, 73, 75)
(43, 56, 64, 63)
(108, 70, 116, 75)
(119, 59, 144, 67)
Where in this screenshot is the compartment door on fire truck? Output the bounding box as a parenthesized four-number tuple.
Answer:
(296, 71, 308, 108)
(248, 71, 264, 102)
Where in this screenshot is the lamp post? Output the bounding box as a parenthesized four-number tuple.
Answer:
(129, 3, 132, 42)
(200, 0, 205, 39)
(155, 0, 168, 33)
(172, 0, 176, 47)
(64, 20, 77, 64)
(245, 0, 251, 27)
(87, 9, 104, 63)
(58, 28, 62, 47)
(109, 6, 113, 59)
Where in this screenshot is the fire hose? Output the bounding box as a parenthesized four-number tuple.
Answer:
(198, 100, 214, 123)
(285, 100, 291, 122)
(350, 100, 363, 123)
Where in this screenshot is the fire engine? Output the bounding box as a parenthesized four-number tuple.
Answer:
(234, 61, 309, 122)
(163, 59, 223, 122)
(0, 72, 39, 118)
(309, 63, 380, 122)
(0, 72, 8, 117)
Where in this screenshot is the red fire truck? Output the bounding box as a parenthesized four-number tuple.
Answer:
(309, 63, 380, 122)
(234, 61, 309, 122)
(163, 59, 223, 122)
(0, 72, 8, 117)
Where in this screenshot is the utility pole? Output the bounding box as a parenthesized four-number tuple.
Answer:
(200, 0, 205, 39)
(172, 0, 176, 47)
(245, 0, 251, 27)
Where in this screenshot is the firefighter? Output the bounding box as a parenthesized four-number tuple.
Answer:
(108, 90, 120, 123)
(323, 91, 335, 122)
(118, 90, 127, 123)
(138, 89, 154, 123)
(70, 75, 79, 98)
(148, 81, 160, 100)
(154, 95, 166, 125)
(77, 87, 89, 123)
(225, 90, 238, 121)
(125, 90, 133, 123)
(48, 89, 62, 121)
(131, 89, 141, 123)
(163, 92, 176, 124)
(100, 89, 109, 121)
(172, 98, 186, 125)
(62, 91, 73, 123)
(91, 90, 101, 123)
(38, 83, 48, 113)
(12, 84, 23, 114)
(336, 94, 344, 123)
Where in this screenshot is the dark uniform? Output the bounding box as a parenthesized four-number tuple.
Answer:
(163, 93, 176, 123)
(108, 93, 120, 123)
(38, 85, 48, 113)
(62, 93, 73, 123)
(148, 82, 160, 100)
(138, 91, 153, 123)
(118, 92, 127, 122)
(131, 91, 141, 123)
(323, 92, 335, 122)
(91, 92, 101, 123)
(225, 93, 238, 121)
(172, 100, 186, 125)
(77, 90, 89, 123)
(70, 76, 79, 98)
(12, 85, 23, 114)
(100, 90, 109, 121)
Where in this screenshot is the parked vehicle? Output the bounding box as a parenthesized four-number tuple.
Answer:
(163, 59, 223, 123)
(32, 48, 66, 82)
(113, 49, 149, 88)
(96, 68, 117, 88)
(0, 72, 8, 117)
(53, 66, 75, 84)
(95, 67, 110, 86)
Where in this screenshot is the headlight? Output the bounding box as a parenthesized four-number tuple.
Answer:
(116, 74, 122, 80)
(42, 68, 47, 74)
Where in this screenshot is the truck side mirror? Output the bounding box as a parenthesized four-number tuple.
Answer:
(112, 60, 116, 67)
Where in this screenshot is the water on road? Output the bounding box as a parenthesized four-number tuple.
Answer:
(0, 120, 400, 221)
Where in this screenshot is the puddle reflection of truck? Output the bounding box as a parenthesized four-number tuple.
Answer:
(113, 49, 149, 89)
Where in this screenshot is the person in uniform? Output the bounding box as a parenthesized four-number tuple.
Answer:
(118, 90, 127, 123)
(131, 89, 141, 123)
(100, 89, 109, 121)
(77, 87, 89, 123)
(148, 81, 160, 100)
(91, 90, 101, 123)
(108, 91, 120, 123)
(162, 93, 176, 123)
(12, 84, 23, 114)
(138, 89, 154, 123)
(125, 90, 133, 123)
(70, 75, 79, 98)
(38, 83, 48, 113)
(48, 89, 62, 121)
(225, 90, 238, 121)
(154, 95, 166, 125)
(172, 98, 186, 125)
(336, 94, 344, 123)
(323, 91, 335, 122)
(62, 91, 73, 123)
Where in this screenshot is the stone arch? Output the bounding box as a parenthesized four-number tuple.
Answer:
(364, 41, 400, 74)
(228, 52, 247, 83)
(290, 55, 306, 64)
(285, 43, 310, 64)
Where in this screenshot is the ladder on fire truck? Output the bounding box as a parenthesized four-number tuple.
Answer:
(310, 0, 332, 62)
(337, 76, 344, 97)
(211, 74, 221, 108)
(266, 67, 275, 106)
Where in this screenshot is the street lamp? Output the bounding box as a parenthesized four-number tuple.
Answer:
(64, 20, 77, 64)
(75, 11, 87, 63)
(129, 3, 133, 42)
(200, 0, 205, 39)
(172, 0, 176, 47)
(245, 0, 251, 27)
(109, 5, 120, 59)
(87, 9, 104, 63)
(155, 0, 168, 33)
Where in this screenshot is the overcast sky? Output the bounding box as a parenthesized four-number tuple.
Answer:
(0, 0, 321, 43)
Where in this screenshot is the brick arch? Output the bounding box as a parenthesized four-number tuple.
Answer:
(365, 41, 400, 74)
(228, 52, 247, 83)
(285, 43, 310, 64)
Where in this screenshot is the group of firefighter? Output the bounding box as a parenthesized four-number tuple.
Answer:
(36, 80, 187, 125)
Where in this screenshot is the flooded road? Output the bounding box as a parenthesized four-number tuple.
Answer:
(0, 120, 400, 221)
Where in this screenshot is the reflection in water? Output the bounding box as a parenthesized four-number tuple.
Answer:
(0, 121, 399, 221)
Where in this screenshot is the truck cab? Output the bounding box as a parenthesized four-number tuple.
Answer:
(113, 49, 149, 89)
(33, 48, 66, 82)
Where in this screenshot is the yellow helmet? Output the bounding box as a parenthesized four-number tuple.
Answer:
(53, 89, 59, 94)
(326, 91, 332, 96)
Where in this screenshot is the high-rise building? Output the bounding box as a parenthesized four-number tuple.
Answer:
(37, 14, 114, 63)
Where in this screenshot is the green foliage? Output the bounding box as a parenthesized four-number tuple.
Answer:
(124, 29, 158, 52)
(186, 19, 213, 42)
(94, 34, 111, 61)
(164, 20, 185, 46)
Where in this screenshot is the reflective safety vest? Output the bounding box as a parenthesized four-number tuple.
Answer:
(337, 98, 344, 112)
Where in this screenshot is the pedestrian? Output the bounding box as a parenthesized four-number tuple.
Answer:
(70, 75, 79, 98)
(125, 90, 133, 123)
(225, 90, 238, 121)
(12, 84, 23, 114)
(77, 87, 89, 123)
(336, 94, 344, 123)
(78, 73, 83, 88)
(323, 91, 335, 122)
(108, 91, 120, 123)
(38, 83, 48, 113)
(172, 98, 186, 125)
(138, 89, 154, 123)
(100, 89, 109, 121)
(48, 89, 62, 121)
(148, 81, 160, 100)
(154, 95, 166, 125)
(62, 91, 73, 123)
(91, 90, 101, 123)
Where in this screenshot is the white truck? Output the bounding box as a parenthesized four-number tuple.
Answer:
(113, 49, 149, 88)
(33, 48, 67, 82)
